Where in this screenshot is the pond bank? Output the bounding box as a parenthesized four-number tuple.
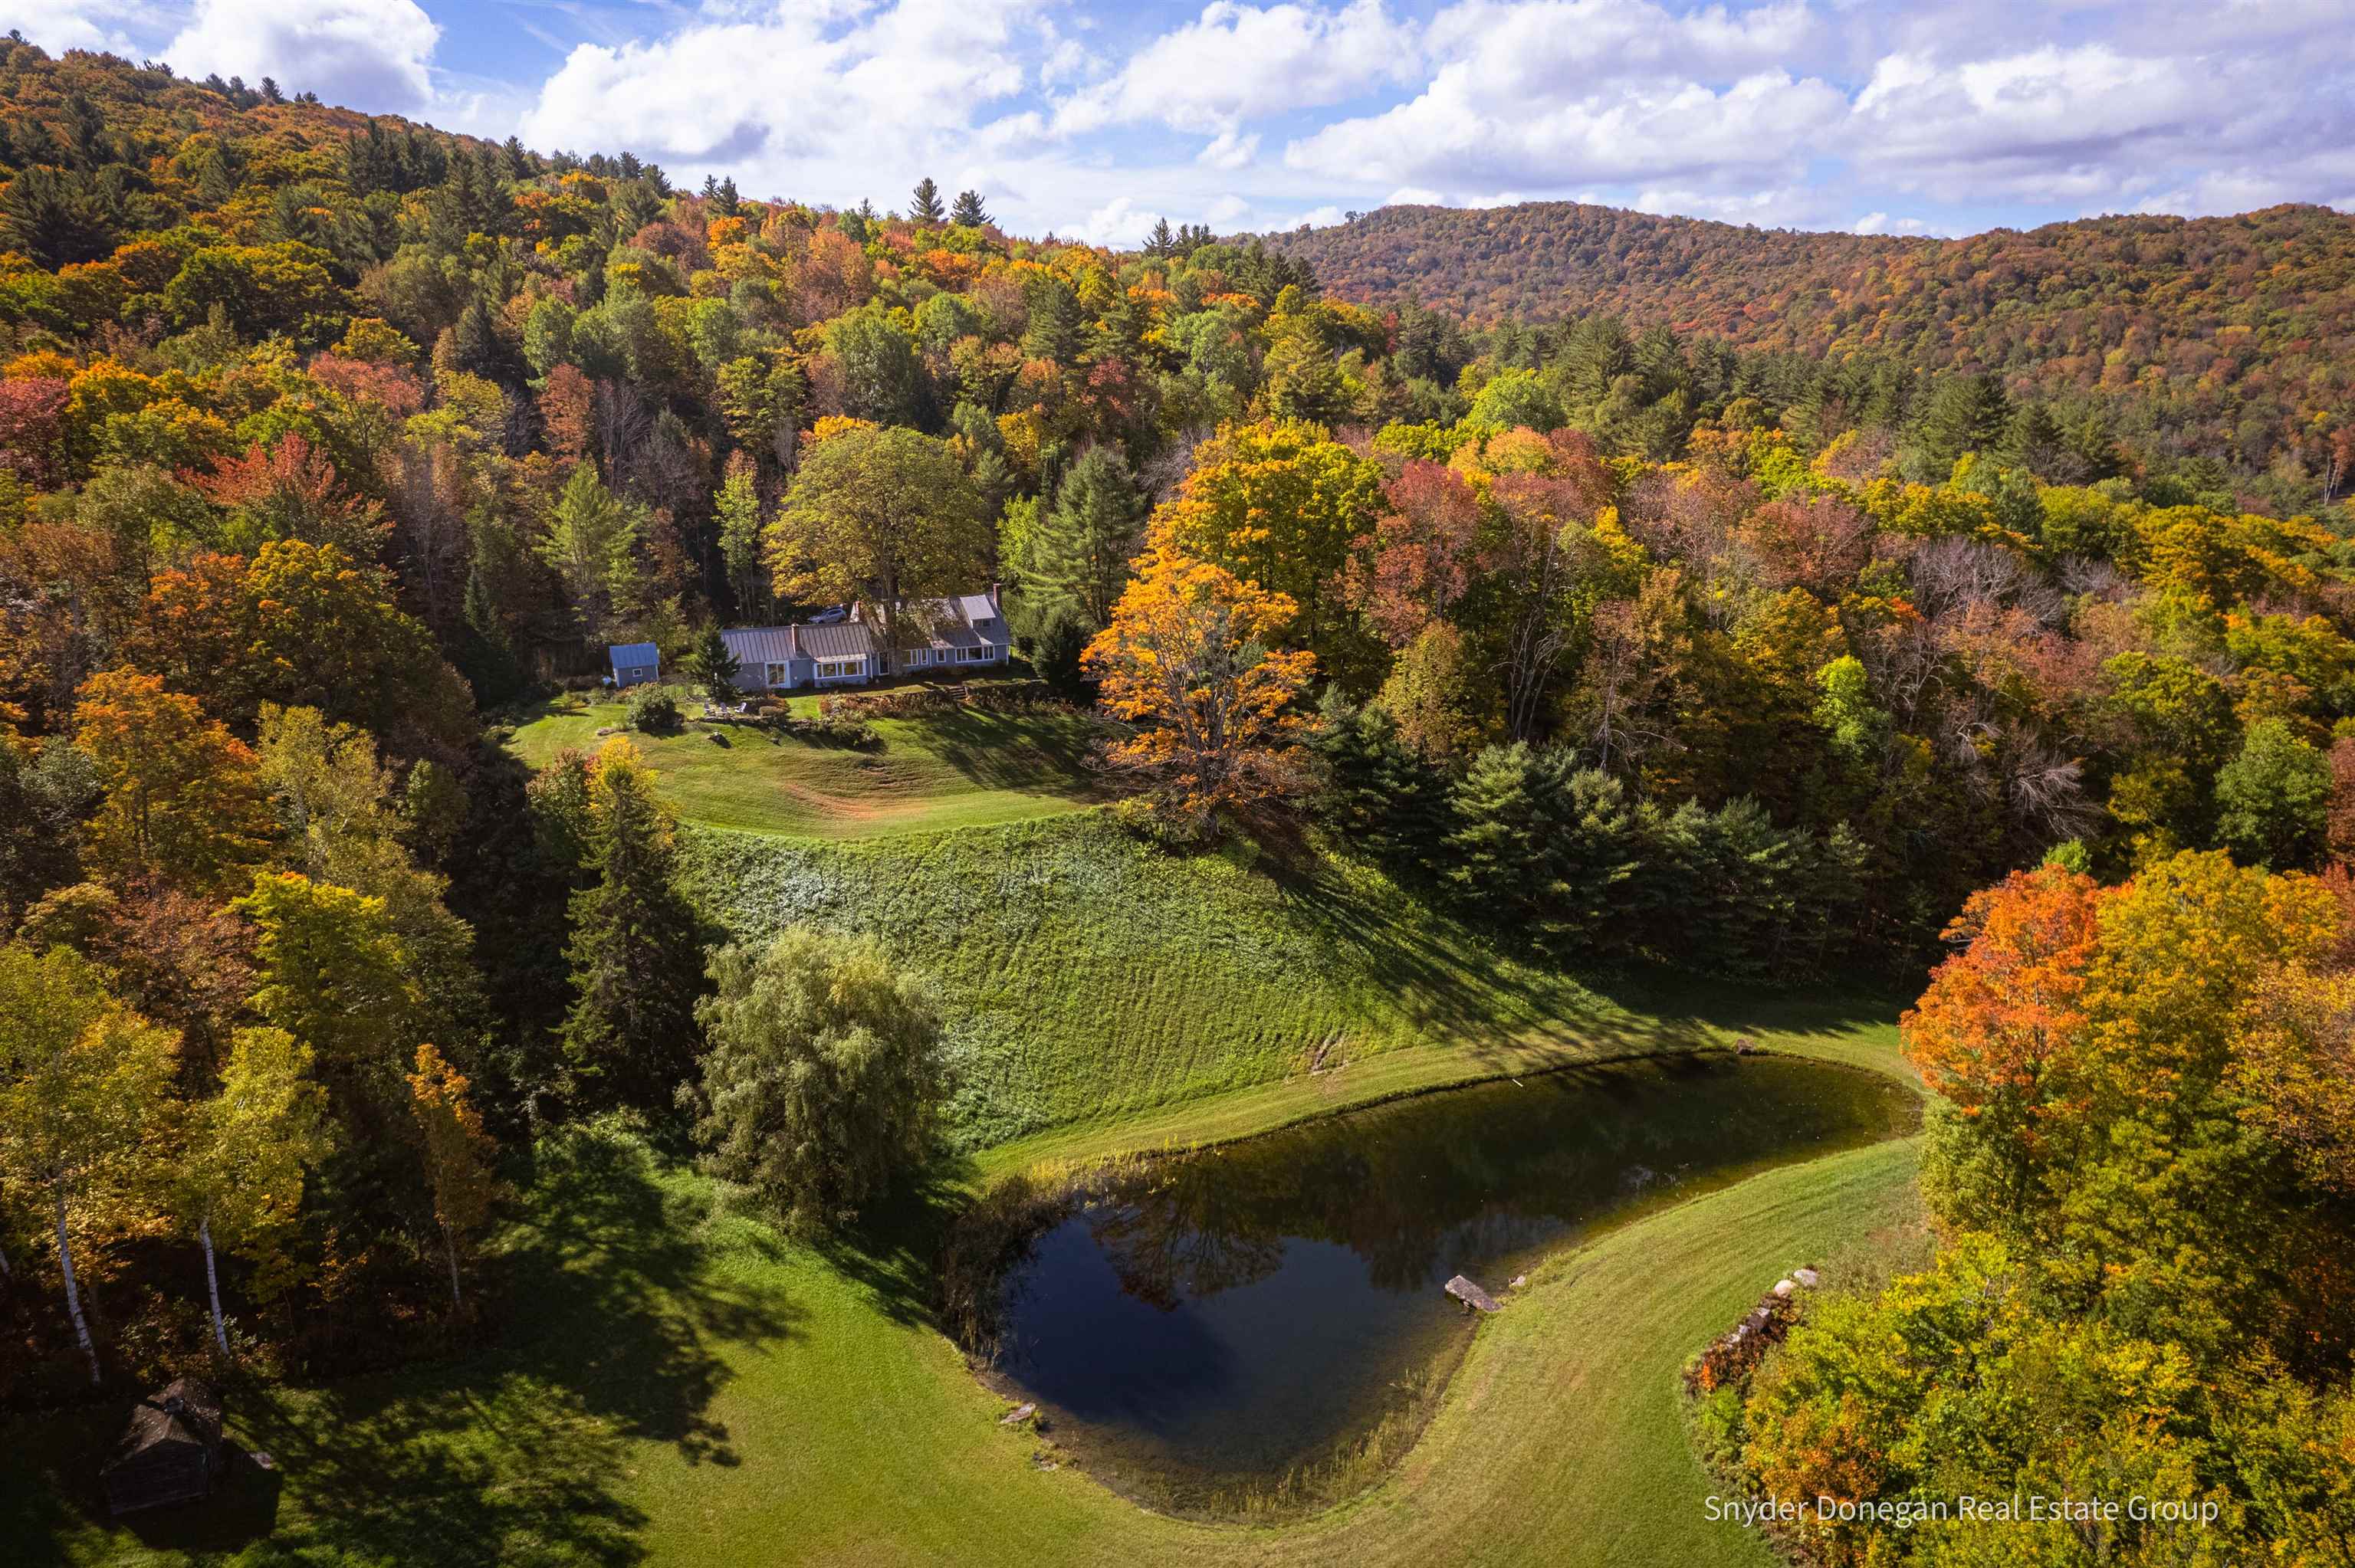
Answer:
(952, 1051, 1920, 1520)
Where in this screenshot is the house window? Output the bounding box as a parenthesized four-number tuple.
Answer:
(765, 662, 790, 688)
(958, 646, 989, 663)
(818, 659, 864, 679)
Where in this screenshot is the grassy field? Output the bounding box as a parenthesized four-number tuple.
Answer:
(4, 796, 1927, 1566)
(501, 692, 1107, 839)
(2, 1022, 1920, 1568)
(681, 815, 1891, 1149)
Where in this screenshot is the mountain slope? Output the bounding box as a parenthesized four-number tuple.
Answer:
(1265, 201, 2355, 429)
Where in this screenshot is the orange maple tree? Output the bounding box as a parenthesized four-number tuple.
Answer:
(1901, 864, 2105, 1213)
(1082, 538, 1317, 827)
(71, 667, 271, 891)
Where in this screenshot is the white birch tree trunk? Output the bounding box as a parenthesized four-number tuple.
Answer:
(200, 1215, 229, 1358)
(54, 1189, 99, 1386)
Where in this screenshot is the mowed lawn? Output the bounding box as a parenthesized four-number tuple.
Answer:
(501, 694, 1109, 839)
(2, 782, 1928, 1567)
(3, 1015, 1920, 1568)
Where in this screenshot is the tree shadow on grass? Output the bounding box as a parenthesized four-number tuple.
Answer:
(1265, 856, 1707, 1065)
(13, 1128, 805, 1567)
(1587, 966, 1911, 1041)
(492, 1130, 806, 1466)
(913, 709, 1112, 799)
(1264, 848, 1906, 1069)
(810, 1153, 983, 1335)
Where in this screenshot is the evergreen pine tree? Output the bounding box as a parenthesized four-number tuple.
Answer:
(443, 298, 499, 379)
(536, 464, 646, 637)
(2002, 399, 2068, 479)
(1920, 371, 2012, 471)
(949, 189, 990, 227)
(559, 743, 705, 1112)
(1033, 610, 1091, 701)
(195, 147, 236, 208)
(457, 556, 524, 704)
(909, 177, 944, 225)
(685, 628, 743, 704)
(1021, 277, 1084, 364)
(1308, 690, 1447, 861)
(1444, 743, 1576, 946)
(0, 165, 117, 267)
(1024, 447, 1145, 628)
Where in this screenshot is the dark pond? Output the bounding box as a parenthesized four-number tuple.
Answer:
(987, 1052, 1916, 1516)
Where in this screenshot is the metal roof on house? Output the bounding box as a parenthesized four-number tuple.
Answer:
(718, 626, 799, 664)
(608, 642, 659, 668)
(716, 589, 1000, 668)
(863, 595, 1011, 651)
(797, 621, 879, 660)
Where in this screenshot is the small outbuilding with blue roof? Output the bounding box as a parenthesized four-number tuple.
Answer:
(607, 642, 661, 687)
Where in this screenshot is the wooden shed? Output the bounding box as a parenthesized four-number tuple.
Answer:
(101, 1378, 223, 1516)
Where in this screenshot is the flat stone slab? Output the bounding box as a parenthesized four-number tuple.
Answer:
(1445, 1274, 1503, 1312)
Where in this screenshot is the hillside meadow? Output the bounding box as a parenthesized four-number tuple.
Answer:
(677, 812, 1763, 1150)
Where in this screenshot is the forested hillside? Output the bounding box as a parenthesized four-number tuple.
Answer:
(1265, 202, 2355, 497)
(4, 33, 2355, 1499)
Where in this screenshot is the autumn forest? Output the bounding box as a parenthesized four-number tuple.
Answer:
(2, 33, 2353, 1568)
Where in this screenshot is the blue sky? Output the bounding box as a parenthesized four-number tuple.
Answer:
(30, 0, 2355, 244)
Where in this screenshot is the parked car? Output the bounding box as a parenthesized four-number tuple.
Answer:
(806, 605, 850, 625)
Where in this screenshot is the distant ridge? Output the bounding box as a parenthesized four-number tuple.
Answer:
(1261, 200, 2355, 400)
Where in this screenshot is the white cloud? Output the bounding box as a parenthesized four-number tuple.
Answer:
(1421, 0, 1818, 93)
(1049, 0, 1418, 136)
(1074, 195, 1158, 244)
(1629, 182, 1831, 228)
(165, 0, 442, 110)
(1274, 0, 1850, 199)
(1286, 66, 1846, 192)
(1197, 129, 1260, 169)
(1847, 33, 2355, 212)
(519, 0, 1039, 202)
(1854, 45, 2200, 177)
(1038, 34, 1093, 88)
(22, 4, 146, 54)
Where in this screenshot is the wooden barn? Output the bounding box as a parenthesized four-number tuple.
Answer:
(101, 1378, 223, 1515)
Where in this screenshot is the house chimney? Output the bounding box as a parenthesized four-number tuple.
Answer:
(988, 580, 1001, 612)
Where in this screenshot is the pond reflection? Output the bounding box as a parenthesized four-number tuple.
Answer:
(990, 1052, 1916, 1516)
